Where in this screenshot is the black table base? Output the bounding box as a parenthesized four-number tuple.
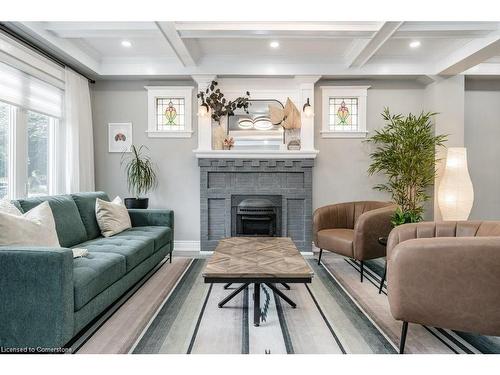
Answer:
(215, 281, 302, 326)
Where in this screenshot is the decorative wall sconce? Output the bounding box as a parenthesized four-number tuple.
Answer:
(437, 147, 474, 220)
(303, 98, 314, 118)
(198, 103, 209, 117)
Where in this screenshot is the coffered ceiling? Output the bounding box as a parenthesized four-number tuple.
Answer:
(6, 21, 500, 79)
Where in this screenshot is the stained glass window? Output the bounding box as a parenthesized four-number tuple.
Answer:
(329, 97, 358, 132)
(156, 97, 185, 131)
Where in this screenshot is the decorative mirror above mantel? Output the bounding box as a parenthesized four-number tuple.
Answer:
(227, 99, 284, 150)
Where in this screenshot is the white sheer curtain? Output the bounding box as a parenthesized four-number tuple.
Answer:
(64, 68, 95, 192)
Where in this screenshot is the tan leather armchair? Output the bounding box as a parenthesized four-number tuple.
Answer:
(387, 221, 500, 353)
(313, 201, 397, 281)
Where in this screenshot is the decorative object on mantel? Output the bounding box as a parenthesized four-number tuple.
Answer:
(269, 97, 302, 150)
(223, 137, 235, 150)
(197, 80, 251, 150)
(121, 145, 158, 209)
(366, 108, 447, 225)
(108, 122, 132, 153)
(287, 139, 301, 150)
(212, 120, 226, 150)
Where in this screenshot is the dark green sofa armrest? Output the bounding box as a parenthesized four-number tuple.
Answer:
(128, 209, 174, 229)
(0, 247, 74, 349)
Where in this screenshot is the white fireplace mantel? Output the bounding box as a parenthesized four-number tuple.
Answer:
(192, 75, 320, 159)
(193, 149, 319, 159)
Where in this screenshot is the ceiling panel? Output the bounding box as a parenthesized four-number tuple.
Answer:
(77, 34, 175, 58)
(374, 37, 473, 62)
(186, 37, 359, 63)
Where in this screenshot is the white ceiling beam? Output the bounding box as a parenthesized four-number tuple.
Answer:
(175, 21, 382, 32)
(43, 21, 158, 38)
(175, 21, 381, 39)
(177, 30, 376, 39)
(397, 21, 499, 33)
(435, 30, 500, 75)
(43, 22, 156, 31)
(98, 55, 435, 77)
(47, 29, 158, 39)
(348, 22, 404, 68)
(464, 63, 500, 75)
(155, 22, 196, 67)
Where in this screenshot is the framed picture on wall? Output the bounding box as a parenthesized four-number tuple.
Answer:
(108, 122, 132, 153)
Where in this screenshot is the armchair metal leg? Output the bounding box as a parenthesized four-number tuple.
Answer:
(169, 253, 173, 263)
(378, 262, 387, 294)
(360, 261, 364, 282)
(399, 321, 408, 354)
(318, 248, 323, 265)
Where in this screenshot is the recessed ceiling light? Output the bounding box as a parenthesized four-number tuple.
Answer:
(121, 40, 132, 48)
(270, 41, 280, 49)
(409, 40, 421, 49)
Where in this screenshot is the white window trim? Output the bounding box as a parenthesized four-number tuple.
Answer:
(320, 86, 370, 139)
(145, 86, 193, 138)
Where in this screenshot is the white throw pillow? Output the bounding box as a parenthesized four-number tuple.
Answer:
(0, 201, 60, 247)
(0, 199, 22, 216)
(95, 196, 132, 237)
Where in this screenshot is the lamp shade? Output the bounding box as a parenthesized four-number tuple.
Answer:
(437, 147, 474, 221)
(303, 104, 314, 118)
(198, 103, 209, 117)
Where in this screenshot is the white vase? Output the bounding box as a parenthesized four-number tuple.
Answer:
(212, 117, 227, 150)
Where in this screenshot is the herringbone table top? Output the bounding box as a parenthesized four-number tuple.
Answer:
(202, 237, 314, 279)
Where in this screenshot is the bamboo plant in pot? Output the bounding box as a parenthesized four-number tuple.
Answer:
(366, 108, 447, 225)
(121, 145, 158, 209)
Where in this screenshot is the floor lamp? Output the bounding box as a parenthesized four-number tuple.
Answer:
(437, 147, 474, 221)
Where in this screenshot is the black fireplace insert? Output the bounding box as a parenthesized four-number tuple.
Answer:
(235, 198, 278, 236)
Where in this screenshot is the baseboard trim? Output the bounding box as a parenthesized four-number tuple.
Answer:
(174, 240, 200, 251)
(173, 240, 201, 257)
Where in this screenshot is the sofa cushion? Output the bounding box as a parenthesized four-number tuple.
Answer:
(0, 201, 60, 247)
(71, 192, 110, 241)
(317, 228, 354, 258)
(95, 197, 132, 237)
(122, 226, 172, 252)
(78, 232, 155, 272)
(73, 252, 126, 310)
(16, 195, 87, 248)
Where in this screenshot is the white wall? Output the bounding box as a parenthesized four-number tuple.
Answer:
(91, 78, 428, 246)
(314, 79, 426, 210)
(424, 75, 465, 220)
(464, 79, 500, 220)
(91, 80, 200, 242)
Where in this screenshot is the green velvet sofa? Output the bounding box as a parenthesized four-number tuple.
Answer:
(0, 191, 174, 350)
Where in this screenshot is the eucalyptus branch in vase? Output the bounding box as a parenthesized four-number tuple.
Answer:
(197, 80, 251, 124)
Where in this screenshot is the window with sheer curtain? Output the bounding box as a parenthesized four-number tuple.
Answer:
(0, 61, 63, 199)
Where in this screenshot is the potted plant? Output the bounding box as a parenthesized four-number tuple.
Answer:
(197, 80, 250, 150)
(366, 108, 447, 225)
(121, 145, 158, 209)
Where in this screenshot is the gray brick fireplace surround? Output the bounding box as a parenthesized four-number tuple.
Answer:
(199, 158, 314, 252)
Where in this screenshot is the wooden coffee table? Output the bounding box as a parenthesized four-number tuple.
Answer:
(202, 237, 314, 326)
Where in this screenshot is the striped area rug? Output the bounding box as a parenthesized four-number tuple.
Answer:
(130, 254, 500, 354)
